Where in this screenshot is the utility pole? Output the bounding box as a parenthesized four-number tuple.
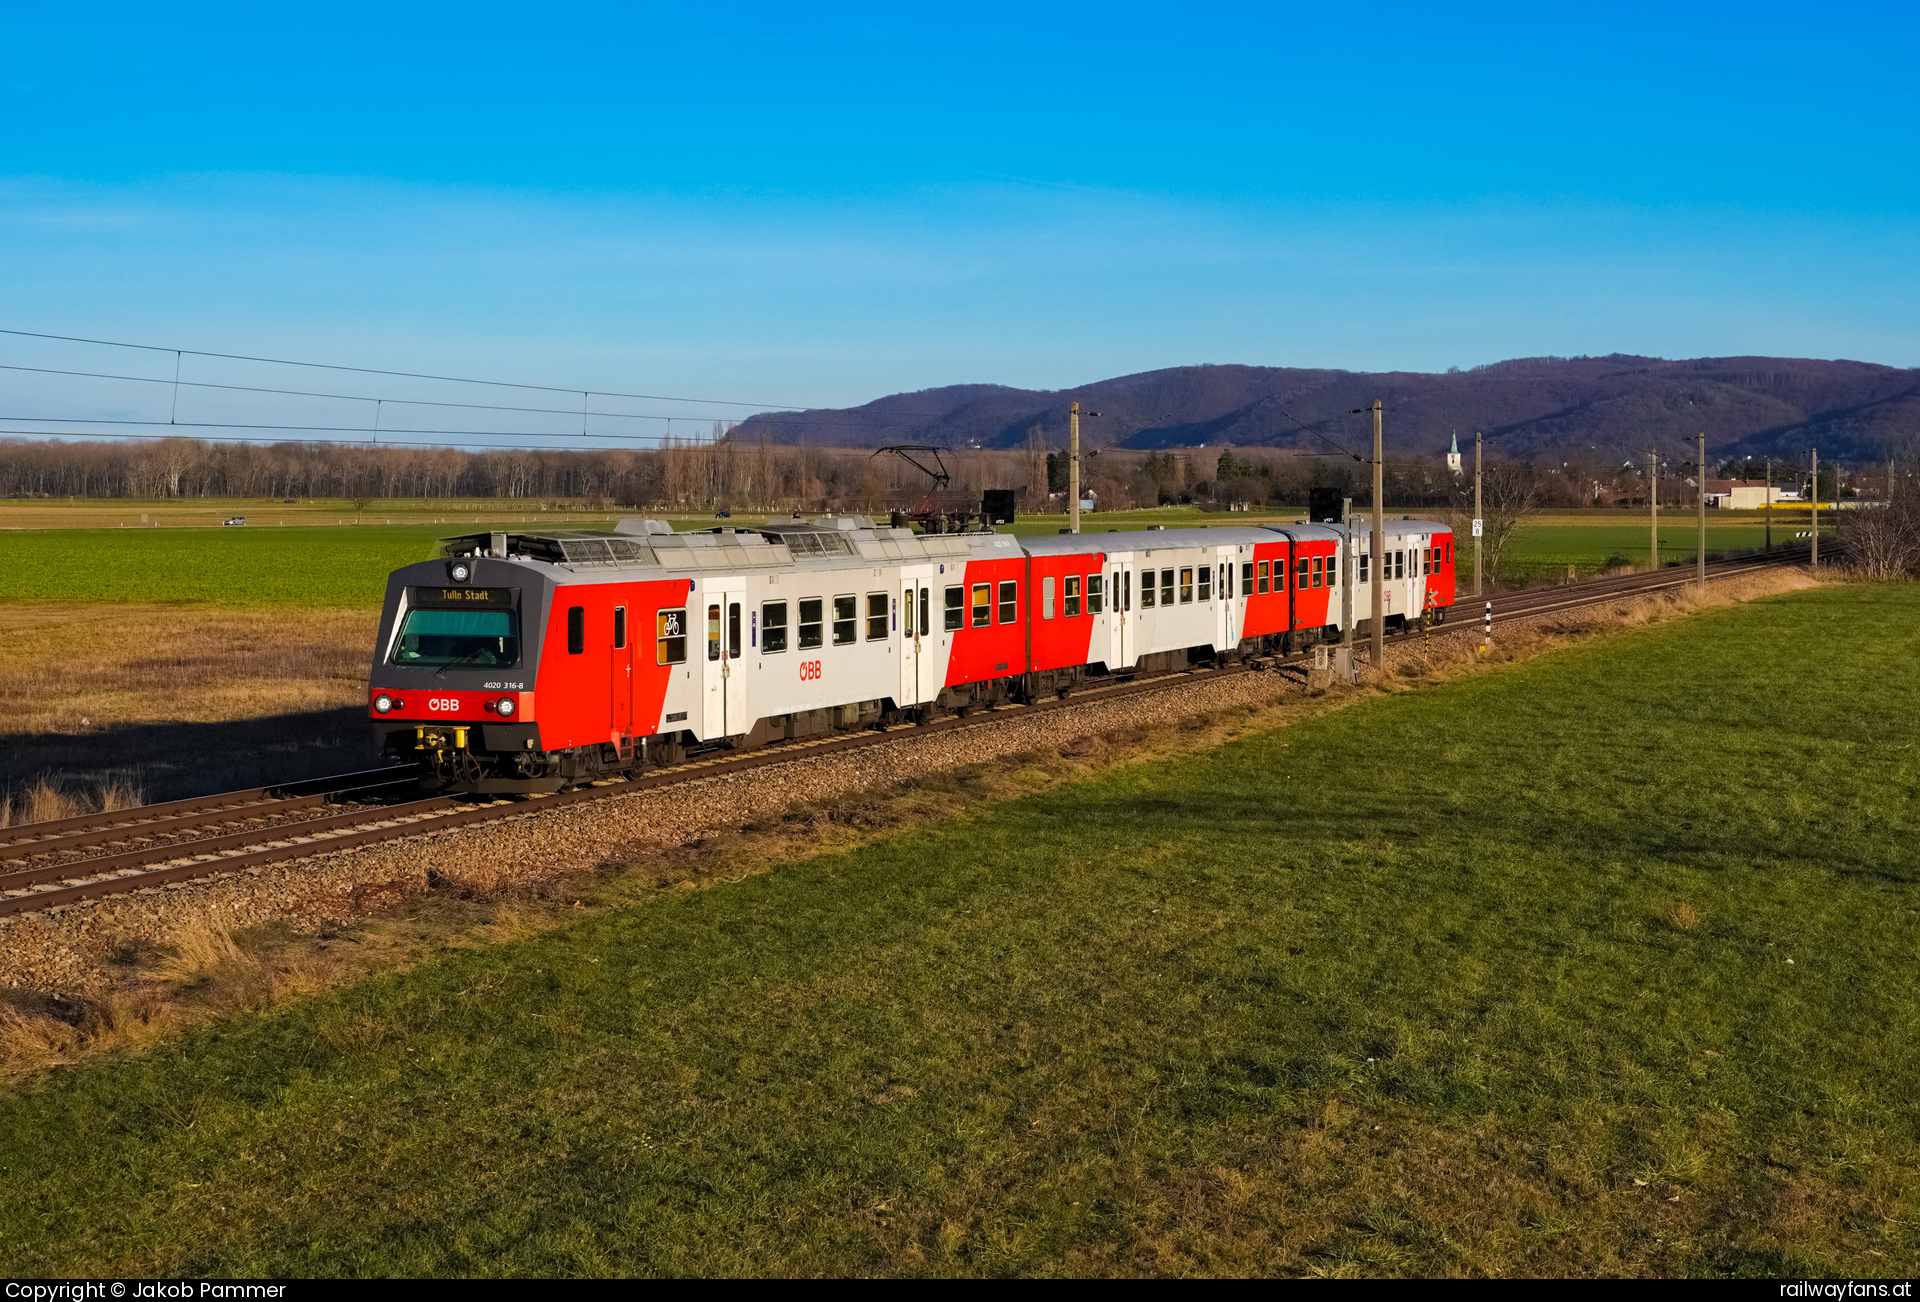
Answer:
(1371, 400, 1385, 672)
(1810, 448, 1819, 569)
(1649, 447, 1660, 571)
(1068, 402, 1082, 535)
(1697, 432, 1707, 591)
(1765, 458, 1772, 549)
(1473, 430, 1483, 597)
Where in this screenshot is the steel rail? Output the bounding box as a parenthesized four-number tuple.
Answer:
(0, 545, 1822, 919)
(0, 765, 421, 849)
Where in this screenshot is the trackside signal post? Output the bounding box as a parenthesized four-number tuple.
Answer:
(1697, 432, 1707, 591)
(1472, 431, 1483, 597)
(1370, 400, 1385, 672)
(1649, 448, 1661, 569)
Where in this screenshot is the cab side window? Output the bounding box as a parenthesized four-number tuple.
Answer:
(568, 605, 585, 655)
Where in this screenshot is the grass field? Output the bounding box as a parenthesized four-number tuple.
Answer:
(0, 501, 1833, 607)
(0, 581, 1912, 1276)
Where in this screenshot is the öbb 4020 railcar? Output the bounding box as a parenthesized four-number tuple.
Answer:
(368, 514, 1454, 792)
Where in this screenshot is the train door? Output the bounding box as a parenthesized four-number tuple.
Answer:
(611, 602, 632, 737)
(702, 578, 749, 740)
(1107, 555, 1136, 668)
(1214, 551, 1234, 652)
(900, 570, 931, 711)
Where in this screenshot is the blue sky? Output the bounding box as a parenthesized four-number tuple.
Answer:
(2, 0, 1915, 429)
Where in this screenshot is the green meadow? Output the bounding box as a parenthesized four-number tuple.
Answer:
(1, 582, 1913, 1276)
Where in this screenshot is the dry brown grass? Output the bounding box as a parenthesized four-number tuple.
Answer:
(0, 604, 374, 737)
(1663, 900, 1704, 932)
(0, 566, 1827, 1089)
(0, 603, 378, 808)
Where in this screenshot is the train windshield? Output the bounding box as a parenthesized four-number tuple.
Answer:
(390, 608, 520, 668)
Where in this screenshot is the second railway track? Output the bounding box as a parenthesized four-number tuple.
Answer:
(0, 545, 1821, 921)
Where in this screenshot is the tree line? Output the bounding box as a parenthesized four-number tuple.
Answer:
(2, 433, 1907, 520)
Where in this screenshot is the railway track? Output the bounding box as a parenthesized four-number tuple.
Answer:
(0, 544, 1821, 921)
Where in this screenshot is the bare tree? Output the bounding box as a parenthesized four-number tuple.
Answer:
(1448, 461, 1542, 588)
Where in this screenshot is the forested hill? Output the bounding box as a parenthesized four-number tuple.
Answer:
(731, 355, 1920, 463)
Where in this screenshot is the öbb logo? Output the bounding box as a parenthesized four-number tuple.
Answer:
(427, 697, 462, 712)
(799, 661, 822, 681)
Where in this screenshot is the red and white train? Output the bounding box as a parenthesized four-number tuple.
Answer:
(369, 514, 1455, 792)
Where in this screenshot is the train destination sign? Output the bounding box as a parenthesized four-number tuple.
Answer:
(410, 586, 514, 606)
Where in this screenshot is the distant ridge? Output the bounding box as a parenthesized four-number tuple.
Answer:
(732, 355, 1920, 462)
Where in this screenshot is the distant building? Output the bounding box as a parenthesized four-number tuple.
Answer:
(1446, 433, 1462, 474)
(1704, 479, 1791, 509)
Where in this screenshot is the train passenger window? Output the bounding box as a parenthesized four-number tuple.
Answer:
(1312, 556, 1323, 589)
(729, 603, 742, 659)
(1296, 557, 1309, 589)
(1199, 565, 1212, 602)
(613, 606, 627, 650)
(971, 583, 991, 627)
(568, 605, 585, 655)
(945, 585, 964, 631)
(920, 587, 930, 635)
(707, 604, 721, 660)
(1359, 552, 1370, 584)
(1042, 575, 1056, 619)
(1160, 569, 1174, 606)
(1064, 574, 1081, 617)
(1087, 573, 1103, 614)
(762, 601, 788, 653)
(1241, 562, 1254, 594)
(1179, 567, 1193, 603)
(1425, 547, 1433, 576)
(656, 608, 687, 665)
(1257, 560, 1269, 594)
(998, 580, 1017, 624)
(833, 595, 857, 645)
(866, 592, 888, 640)
(1140, 571, 1155, 608)
(799, 598, 823, 650)
(1396, 551, 1406, 579)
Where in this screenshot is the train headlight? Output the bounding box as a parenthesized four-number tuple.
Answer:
(374, 694, 394, 714)
(495, 697, 516, 717)
(448, 561, 472, 583)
